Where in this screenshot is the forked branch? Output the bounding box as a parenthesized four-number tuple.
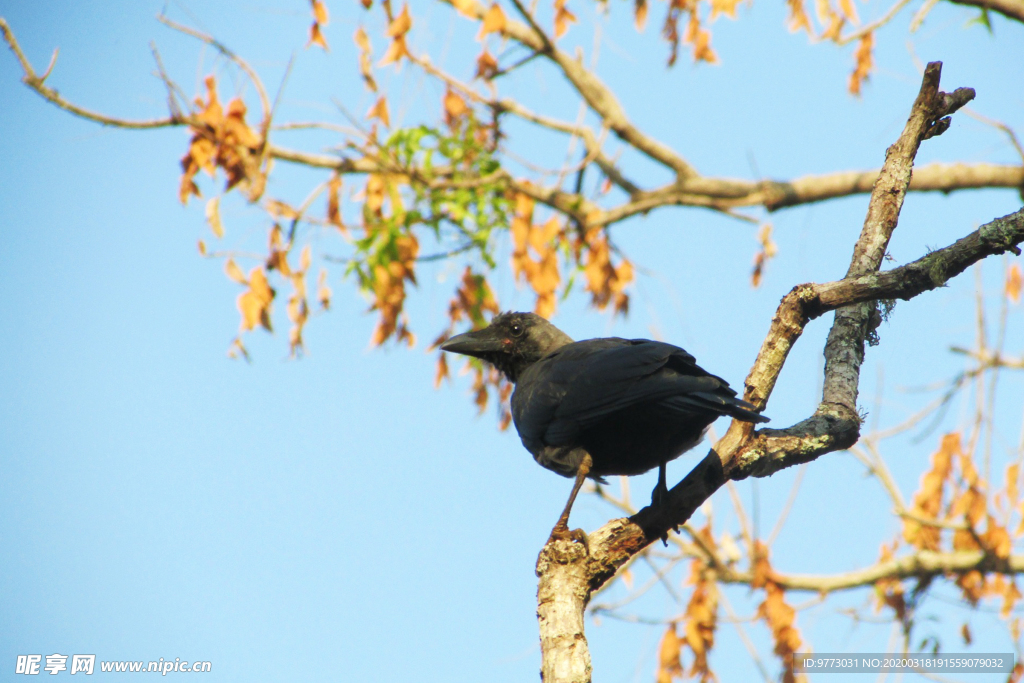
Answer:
(535, 61, 1024, 683)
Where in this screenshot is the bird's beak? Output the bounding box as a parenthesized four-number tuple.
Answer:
(439, 327, 506, 358)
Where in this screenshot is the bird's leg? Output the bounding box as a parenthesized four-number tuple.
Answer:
(547, 452, 592, 550)
(651, 462, 669, 508)
(652, 462, 676, 546)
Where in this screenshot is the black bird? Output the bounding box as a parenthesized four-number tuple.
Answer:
(440, 312, 769, 543)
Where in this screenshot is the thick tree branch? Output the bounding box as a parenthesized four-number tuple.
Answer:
(946, 0, 1024, 22)
(534, 67, 1013, 680)
(596, 163, 1024, 219)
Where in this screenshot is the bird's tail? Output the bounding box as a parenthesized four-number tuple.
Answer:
(694, 391, 770, 424)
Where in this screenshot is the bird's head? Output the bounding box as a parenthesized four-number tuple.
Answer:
(439, 311, 573, 383)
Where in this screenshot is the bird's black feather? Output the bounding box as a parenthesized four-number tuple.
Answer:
(442, 312, 768, 484)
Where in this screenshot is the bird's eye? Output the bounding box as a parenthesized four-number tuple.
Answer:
(510, 323, 524, 337)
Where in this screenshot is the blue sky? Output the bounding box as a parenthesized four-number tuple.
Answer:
(1, 1, 1022, 681)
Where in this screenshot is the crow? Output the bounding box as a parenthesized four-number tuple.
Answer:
(441, 312, 769, 544)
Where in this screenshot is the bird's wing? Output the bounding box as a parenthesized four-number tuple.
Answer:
(513, 338, 730, 449)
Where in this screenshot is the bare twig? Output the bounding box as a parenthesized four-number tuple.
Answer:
(946, 0, 1024, 23)
(157, 14, 271, 121)
(1, 18, 180, 129)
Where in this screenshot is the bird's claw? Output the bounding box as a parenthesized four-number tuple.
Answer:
(651, 480, 669, 509)
(547, 525, 590, 554)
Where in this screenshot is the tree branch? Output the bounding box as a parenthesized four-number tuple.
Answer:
(440, 0, 696, 178)
(532, 65, 1014, 682)
(721, 550, 1024, 592)
(946, 0, 1024, 23)
(575, 201, 1024, 587)
(1, 17, 181, 129)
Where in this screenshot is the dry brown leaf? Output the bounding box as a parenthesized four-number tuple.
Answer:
(848, 31, 873, 96)
(312, 0, 329, 24)
(379, 36, 410, 67)
(225, 258, 247, 285)
(751, 540, 772, 589)
(684, 12, 718, 64)
(1007, 263, 1022, 303)
(634, 0, 648, 30)
(443, 88, 469, 124)
(751, 223, 777, 288)
(197, 239, 207, 256)
(238, 267, 275, 332)
(1007, 463, 1020, 510)
(553, 0, 576, 38)
(984, 515, 1012, 559)
(434, 352, 449, 388)
(475, 47, 499, 79)
(365, 174, 386, 215)
(452, 0, 477, 17)
(317, 269, 332, 310)
(786, 0, 813, 33)
(1002, 581, 1023, 618)
(838, 0, 860, 24)
(656, 624, 682, 683)
(205, 196, 224, 238)
(327, 173, 345, 229)
(477, 3, 507, 40)
(711, 0, 741, 19)
(266, 199, 300, 220)
(387, 4, 413, 37)
(682, 556, 718, 682)
(354, 27, 378, 92)
(308, 21, 329, 50)
(903, 432, 958, 550)
(366, 96, 391, 128)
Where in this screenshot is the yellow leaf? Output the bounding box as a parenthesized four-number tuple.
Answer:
(1006, 263, 1022, 303)
(205, 196, 224, 238)
(434, 353, 449, 388)
(327, 173, 344, 229)
(387, 4, 412, 37)
(317, 269, 332, 310)
(225, 258, 247, 285)
(848, 31, 873, 96)
(312, 0, 329, 24)
(634, 0, 648, 30)
(786, 0, 812, 33)
(443, 88, 469, 121)
(477, 3, 507, 40)
(354, 26, 371, 52)
(308, 21, 329, 50)
(354, 27, 378, 92)
(197, 239, 207, 256)
(656, 625, 682, 682)
(239, 291, 270, 331)
(378, 36, 410, 67)
(366, 96, 391, 128)
(475, 48, 499, 79)
(553, 0, 576, 38)
(299, 245, 312, 272)
(451, 0, 477, 16)
(249, 267, 273, 300)
(238, 267, 275, 332)
(710, 0, 741, 18)
(266, 199, 300, 220)
(838, 0, 860, 24)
